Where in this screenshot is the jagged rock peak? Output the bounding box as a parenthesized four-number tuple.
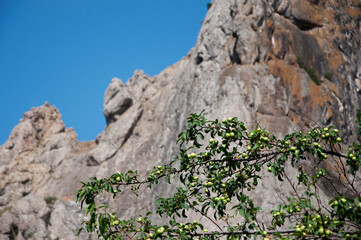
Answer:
(2, 102, 66, 157)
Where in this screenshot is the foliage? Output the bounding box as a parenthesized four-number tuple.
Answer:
(297, 56, 320, 85)
(76, 112, 361, 239)
(44, 196, 57, 205)
(324, 72, 333, 81)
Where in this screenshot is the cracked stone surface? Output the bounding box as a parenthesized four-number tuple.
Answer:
(1, 0, 360, 239)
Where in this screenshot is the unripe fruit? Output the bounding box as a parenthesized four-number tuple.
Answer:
(222, 119, 227, 123)
(230, 132, 235, 138)
(190, 153, 197, 158)
(268, 167, 272, 172)
(193, 220, 198, 224)
(115, 176, 121, 182)
(203, 229, 208, 232)
(137, 217, 142, 222)
(226, 133, 231, 138)
(324, 127, 329, 132)
(261, 230, 267, 237)
(285, 141, 290, 146)
(228, 117, 233, 121)
(209, 138, 214, 143)
(336, 137, 341, 142)
(157, 227, 165, 234)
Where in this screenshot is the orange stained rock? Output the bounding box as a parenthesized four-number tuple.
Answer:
(345, 5, 361, 18)
(268, 59, 327, 109)
(291, 114, 300, 124)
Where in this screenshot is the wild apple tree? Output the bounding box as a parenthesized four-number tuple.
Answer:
(76, 112, 361, 240)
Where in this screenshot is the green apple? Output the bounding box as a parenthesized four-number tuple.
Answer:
(157, 227, 165, 234)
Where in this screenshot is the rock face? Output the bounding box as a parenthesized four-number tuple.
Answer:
(1, 0, 360, 239)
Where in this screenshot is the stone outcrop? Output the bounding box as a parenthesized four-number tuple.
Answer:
(1, 0, 360, 239)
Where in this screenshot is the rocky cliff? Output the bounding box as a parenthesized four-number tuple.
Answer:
(1, 0, 360, 239)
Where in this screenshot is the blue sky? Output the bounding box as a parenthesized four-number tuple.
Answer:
(0, 0, 208, 144)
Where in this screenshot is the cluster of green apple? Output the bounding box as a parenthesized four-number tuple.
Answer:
(76, 112, 361, 240)
(345, 143, 361, 175)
